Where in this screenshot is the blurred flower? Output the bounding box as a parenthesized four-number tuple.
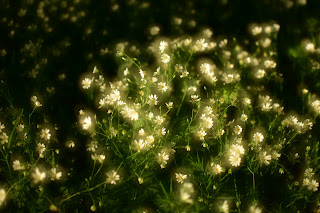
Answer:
(0, 189, 6, 206)
(40, 128, 51, 141)
(106, 170, 120, 185)
(82, 77, 93, 89)
(32, 168, 46, 184)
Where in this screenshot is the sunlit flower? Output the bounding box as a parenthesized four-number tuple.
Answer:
(197, 129, 207, 141)
(148, 94, 158, 105)
(253, 132, 264, 143)
(229, 155, 241, 167)
(0, 189, 6, 206)
(13, 160, 23, 171)
(40, 128, 51, 141)
(180, 182, 194, 204)
(251, 26, 262, 35)
(106, 170, 120, 185)
(31, 95, 42, 108)
(175, 173, 188, 183)
(308, 179, 319, 192)
(50, 168, 62, 181)
(158, 82, 168, 92)
(121, 106, 139, 121)
(0, 133, 8, 144)
(32, 167, 46, 184)
(234, 125, 243, 135)
(82, 77, 93, 89)
(211, 163, 223, 175)
(220, 200, 229, 213)
(260, 151, 272, 165)
(82, 116, 92, 130)
(159, 41, 168, 53)
(36, 143, 46, 158)
(161, 54, 170, 63)
(249, 205, 262, 213)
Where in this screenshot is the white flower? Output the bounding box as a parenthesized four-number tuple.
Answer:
(36, 143, 46, 157)
(32, 167, 46, 184)
(200, 63, 212, 74)
(148, 94, 158, 105)
(66, 140, 75, 148)
(120, 106, 139, 121)
(305, 43, 315, 53)
(17, 124, 24, 132)
(161, 54, 170, 63)
(249, 206, 262, 213)
(106, 170, 120, 185)
(230, 144, 245, 156)
(92, 66, 99, 74)
(201, 114, 213, 129)
(31, 95, 42, 108)
(82, 77, 93, 89)
(149, 26, 160, 35)
(253, 132, 264, 143)
(133, 139, 147, 152)
(180, 182, 194, 204)
(138, 129, 145, 136)
(190, 95, 201, 103)
(0, 122, 4, 132)
(139, 69, 145, 79)
(195, 38, 208, 51)
(211, 163, 223, 175)
(197, 129, 207, 141)
(0, 189, 6, 206)
(305, 168, 314, 178)
(82, 116, 92, 130)
(175, 173, 188, 183)
(220, 200, 229, 213)
(255, 69, 265, 79)
(180, 70, 189, 78)
(0, 133, 8, 144)
(243, 98, 251, 105)
(50, 168, 62, 181)
(252, 26, 262, 35)
(308, 179, 319, 192)
(260, 151, 272, 165)
(311, 100, 320, 114)
(166, 102, 173, 109)
(123, 68, 129, 76)
(264, 60, 277, 68)
(40, 128, 51, 141)
(229, 155, 241, 167)
(146, 135, 154, 145)
(157, 151, 170, 169)
(234, 125, 243, 135)
(159, 41, 168, 53)
(158, 82, 168, 92)
(13, 160, 23, 170)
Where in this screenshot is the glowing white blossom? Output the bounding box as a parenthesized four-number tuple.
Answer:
(158, 82, 168, 92)
(40, 128, 51, 141)
(106, 170, 120, 185)
(13, 160, 23, 171)
(0, 189, 6, 206)
(161, 54, 170, 63)
(253, 132, 264, 143)
(32, 167, 46, 184)
(50, 168, 62, 181)
(159, 41, 168, 53)
(82, 77, 93, 89)
(82, 116, 92, 130)
(180, 182, 194, 204)
(175, 173, 188, 183)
